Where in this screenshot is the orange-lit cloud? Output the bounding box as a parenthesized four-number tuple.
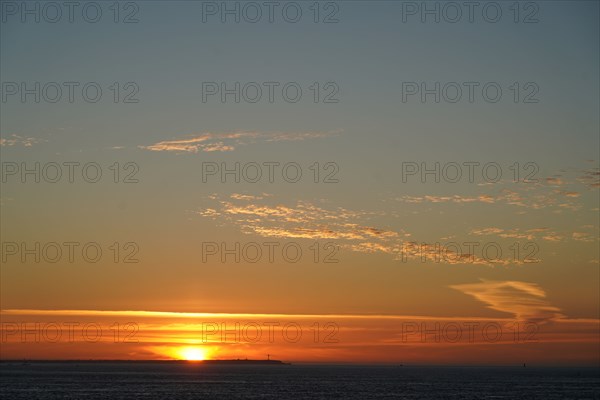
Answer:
(138, 130, 342, 153)
(1, 307, 597, 365)
(0, 134, 43, 147)
(450, 280, 564, 323)
(577, 168, 600, 189)
(196, 195, 518, 266)
(395, 164, 600, 215)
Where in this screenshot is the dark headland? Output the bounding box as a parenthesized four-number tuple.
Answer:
(1, 359, 291, 365)
(203, 359, 290, 365)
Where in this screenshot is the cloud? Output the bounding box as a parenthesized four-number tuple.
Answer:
(393, 241, 510, 266)
(139, 130, 342, 153)
(230, 193, 269, 201)
(450, 280, 564, 323)
(555, 190, 581, 198)
(0, 134, 43, 147)
(545, 177, 565, 186)
(396, 194, 497, 204)
(197, 195, 393, 242)
(470, 227, 539, 241)
(396, 188, 581, 211)
(470, 228, 505, 235)
(196, 194, 511, 267)
(470, 227, 575, 244)
(395, 163, 600, 214)
(572, 232, 597, 242)
(541, 234, 563, 242)
(577, 168, 600, 189)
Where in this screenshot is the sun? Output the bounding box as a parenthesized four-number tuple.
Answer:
(179, 347, 207, 361)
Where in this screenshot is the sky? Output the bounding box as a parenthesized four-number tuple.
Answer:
(0, 0, 599, 365)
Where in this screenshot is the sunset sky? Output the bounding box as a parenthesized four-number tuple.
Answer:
(1, 1, 598, 365)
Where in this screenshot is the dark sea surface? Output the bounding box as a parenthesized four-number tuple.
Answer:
(1, 362, 598, 399)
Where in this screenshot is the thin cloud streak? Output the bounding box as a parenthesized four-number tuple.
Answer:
(0, 134, 43, 147)
(450, 280, 565, 323)
(139, 130, 342, 153)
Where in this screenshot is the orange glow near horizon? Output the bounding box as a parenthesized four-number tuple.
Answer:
(0, 309, 598, 365)
(159, 345, 215, 361)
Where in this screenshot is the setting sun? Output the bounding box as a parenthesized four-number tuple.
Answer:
(178, 347, 207, 361)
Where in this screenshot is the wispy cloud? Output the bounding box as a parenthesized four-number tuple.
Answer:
(470, 226, 599, 244)
(577, 167, 600, 189)
(197, 194, 393, 241)
(450, 280, 564, 323)
(0, 134, 43, 147)
(396, 188, 582, 211)
(396, 164, 599, 214)
(139, 130, 342, 153)
(471, 227, 544, 241)
(196, 194, 516, 266)
(572, 232, 598, 242)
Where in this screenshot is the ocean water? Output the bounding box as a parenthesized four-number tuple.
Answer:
(1, 362, 598, 399)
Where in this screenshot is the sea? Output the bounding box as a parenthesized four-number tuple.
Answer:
(1, 362, 598, 399)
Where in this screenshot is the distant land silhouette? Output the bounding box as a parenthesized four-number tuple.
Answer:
(0, 359, 291, 365)
(203, 359, 290, 365)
